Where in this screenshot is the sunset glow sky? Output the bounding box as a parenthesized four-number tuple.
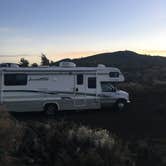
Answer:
(0, 0, 166, 63)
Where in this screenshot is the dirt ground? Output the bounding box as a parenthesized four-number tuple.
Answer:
(11, 103, 166, 141)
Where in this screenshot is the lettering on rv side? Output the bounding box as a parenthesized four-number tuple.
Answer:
(29, 77, 49, 81)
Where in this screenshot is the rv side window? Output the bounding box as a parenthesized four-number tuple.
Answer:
(77, 74, 83, 85)
(88, 77, 96, 89)
(109, 72, 119, 77)
(4, 74, 27, 86)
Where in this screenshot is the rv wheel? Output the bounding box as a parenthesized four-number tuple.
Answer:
(44, 104, 58, 115)
(114, 99, 127, 111)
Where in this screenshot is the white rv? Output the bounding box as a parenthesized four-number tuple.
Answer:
(0, 62, 130, 114)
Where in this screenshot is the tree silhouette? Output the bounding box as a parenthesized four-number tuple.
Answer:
(50, 60, 55, 66)
(41, 53, 49, 66)
(19, 58, 29, 67)
(31, 63, 38, 67)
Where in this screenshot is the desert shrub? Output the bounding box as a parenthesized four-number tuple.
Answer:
(68, 126, 115, 150)
(0, 106, 23, 150)
(0, 106, 23, 165)
(0, 106, 163, 166)
(17, 121, 133, 166)
(0, 108, 164, 166)
(127, 140, 163, 166)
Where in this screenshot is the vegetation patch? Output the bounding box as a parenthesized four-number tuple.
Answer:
(0, 106, 165, 166)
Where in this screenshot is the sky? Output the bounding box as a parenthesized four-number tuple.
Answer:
(0, 0, 166, 63)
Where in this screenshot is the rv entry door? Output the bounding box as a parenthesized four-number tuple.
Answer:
(74, 74, 86, 107)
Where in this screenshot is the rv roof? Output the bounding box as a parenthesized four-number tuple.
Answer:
(0, 66, 120, 73)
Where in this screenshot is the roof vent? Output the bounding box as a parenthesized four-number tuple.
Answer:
(97, 64, 106, 68)
(59, 61, 76, 68)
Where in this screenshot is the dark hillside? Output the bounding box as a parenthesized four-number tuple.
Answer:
(74, 51, 166, 69)
(54, 51, 166, 83)
(55, 51, 166, 69)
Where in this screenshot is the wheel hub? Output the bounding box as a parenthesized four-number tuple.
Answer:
(118, 102, 125, 109)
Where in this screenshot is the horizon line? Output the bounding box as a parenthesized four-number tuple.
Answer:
(0, 49, 166, 64)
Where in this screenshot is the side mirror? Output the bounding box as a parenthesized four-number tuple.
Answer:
(111, 87, 116, 92)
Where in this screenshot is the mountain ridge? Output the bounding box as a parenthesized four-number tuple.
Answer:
(53, 50, 166, 83)
(54, 50, 166, 69)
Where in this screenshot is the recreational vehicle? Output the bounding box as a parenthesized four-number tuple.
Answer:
(0, 62, 130, 114)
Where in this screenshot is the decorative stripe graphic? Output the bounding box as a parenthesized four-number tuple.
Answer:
(3, 90, 112, 97)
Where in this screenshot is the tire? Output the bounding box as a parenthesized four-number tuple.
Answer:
(114, 99, 127, 111)
(44, 104, 58, 115)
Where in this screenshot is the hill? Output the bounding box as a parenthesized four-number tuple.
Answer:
(54, 51, 166, 83)
(55, 51, 166, 68)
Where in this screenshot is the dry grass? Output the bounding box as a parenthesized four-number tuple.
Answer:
(0, 104, 164, 165)
(0, 105, 23, 166)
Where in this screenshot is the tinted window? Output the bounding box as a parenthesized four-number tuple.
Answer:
(77, 74, 83, 85)
(101, 82, 116, 92)
(4, 74, 27, 86)
(88, 77, 96, 89)
(109, 72, 119, 77)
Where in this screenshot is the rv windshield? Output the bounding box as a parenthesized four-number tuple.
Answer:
(101, 82, 117, 92)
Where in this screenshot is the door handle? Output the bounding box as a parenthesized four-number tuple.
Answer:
(75, 88, 78, 92)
